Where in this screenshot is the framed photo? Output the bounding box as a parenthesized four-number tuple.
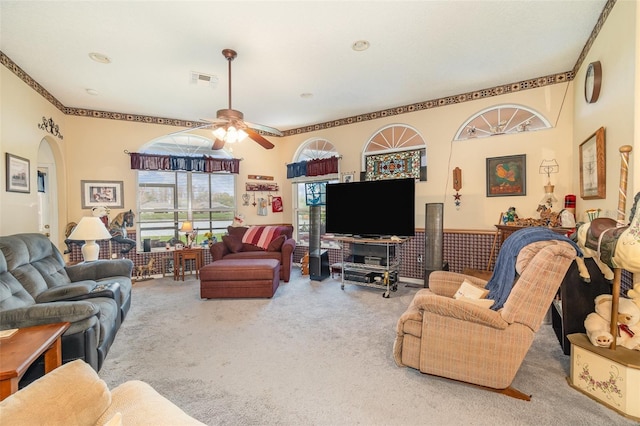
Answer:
(5, 153, 30, 193)
(81, 180, 124, 209)
(579, 127, 606, 199)
(341, 172, 355, 183)
(486, 154, 526, 197)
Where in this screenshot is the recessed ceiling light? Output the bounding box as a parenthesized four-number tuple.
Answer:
(300, 93, 313, 99)
(88, 52, 111, 64)
(86, 88, 99, 96)
(352, 40, 370, 52)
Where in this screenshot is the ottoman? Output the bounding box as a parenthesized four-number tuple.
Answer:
(200, 259, 280, 299)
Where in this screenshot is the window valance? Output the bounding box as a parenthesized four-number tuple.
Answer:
(129, 152, 240, 174)
(287, 156, 339, 178)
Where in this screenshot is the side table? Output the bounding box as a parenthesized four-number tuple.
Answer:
(173, 247, 204, 281)
(0, 322, 70, 400)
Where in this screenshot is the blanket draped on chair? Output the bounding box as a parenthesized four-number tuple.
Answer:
(486, 227, 582, 310)
(242, 226, 283, 250)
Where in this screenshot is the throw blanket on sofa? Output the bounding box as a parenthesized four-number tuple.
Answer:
(242, 226, 283, 250)
(486, 227, 582, 310)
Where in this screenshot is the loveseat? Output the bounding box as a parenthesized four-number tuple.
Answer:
(0, 359, 204, 425)
(0, 233, 133, 382)
(210, 225, 296, 282)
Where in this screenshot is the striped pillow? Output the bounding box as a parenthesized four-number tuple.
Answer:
(241, 226, 283, 250)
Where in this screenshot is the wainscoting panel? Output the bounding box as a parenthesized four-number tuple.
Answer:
(66, 229, 632, 292)
(293, 229, 632, 293)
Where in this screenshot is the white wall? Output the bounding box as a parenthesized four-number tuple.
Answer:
(1, 1, 637, 242)
(279, 83, 574, 231)
(0, 67, 67, 237)
(572, 0, 637, 221)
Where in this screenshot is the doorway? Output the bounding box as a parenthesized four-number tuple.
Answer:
(37, 139, 58, 244)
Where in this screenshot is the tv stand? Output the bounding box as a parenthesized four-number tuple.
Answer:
(330, 236, 408, 298)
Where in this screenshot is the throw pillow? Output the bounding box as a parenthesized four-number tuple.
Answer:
(454, 279, 490, 300)
(222, 235, 243, 253)
(267, 235, 286, 252)
(227, 226, 248, 240)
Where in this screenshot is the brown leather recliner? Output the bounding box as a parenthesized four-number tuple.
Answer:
(209, 225, 296, 282)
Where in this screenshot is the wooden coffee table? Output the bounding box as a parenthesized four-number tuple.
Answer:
(0, 322, 70, 400)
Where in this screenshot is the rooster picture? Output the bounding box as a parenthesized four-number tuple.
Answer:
(495, 163, 516, 184)
(487, 156, 525, 196)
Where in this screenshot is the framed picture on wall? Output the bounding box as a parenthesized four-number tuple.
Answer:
(486, 154, 526, 197)
(5, 153, 30, 193)
(579, 127, 606, 199)
(341, 172, 355, 183)
(81, 180, 124, 209)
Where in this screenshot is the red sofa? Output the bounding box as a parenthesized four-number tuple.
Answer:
(209, 225, 296, 282)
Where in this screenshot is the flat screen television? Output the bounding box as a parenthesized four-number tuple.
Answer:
(325, 178, 415, 237)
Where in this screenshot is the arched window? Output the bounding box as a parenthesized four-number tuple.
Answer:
(140, 133, 233, 158)
(364, 124, 426, 181)
(454, 104, 551, 141)
(292, 138, 339, 247)
(136, 134, 236, 249)
(295, 138, 337, 162)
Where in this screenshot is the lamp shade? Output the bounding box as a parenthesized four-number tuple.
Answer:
(68, 216, 112, 240)
(179, 221, 194, 232)
(67, 216, 112, 262)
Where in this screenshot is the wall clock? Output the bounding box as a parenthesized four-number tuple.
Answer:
(584, 61, 602, 104)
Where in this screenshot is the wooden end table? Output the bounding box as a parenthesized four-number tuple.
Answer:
(0, 322, 70, 400)
(173, 247, 204, 281)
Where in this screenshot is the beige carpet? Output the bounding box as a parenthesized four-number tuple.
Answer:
(99, 269, 635, 425)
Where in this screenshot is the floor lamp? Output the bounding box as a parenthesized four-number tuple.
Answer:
(68, 216, 113, 261)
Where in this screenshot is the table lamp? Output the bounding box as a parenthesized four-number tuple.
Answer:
(539, 159, 559, 208)
(68, 216, 112, 261)
(180, 221, 194, 246)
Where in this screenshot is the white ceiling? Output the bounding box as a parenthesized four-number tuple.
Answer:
(0, 1, 607, 133)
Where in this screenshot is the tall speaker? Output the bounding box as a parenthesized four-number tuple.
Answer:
(424, 203, 444, 287)
(309, 205, 329, 280)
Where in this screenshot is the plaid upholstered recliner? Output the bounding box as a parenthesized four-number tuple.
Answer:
(393, 240, 577, 400)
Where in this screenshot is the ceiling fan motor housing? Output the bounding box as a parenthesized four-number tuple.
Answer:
(217, 108, 244, 121)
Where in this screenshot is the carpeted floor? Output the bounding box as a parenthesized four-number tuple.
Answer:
(99, 269, 635, 425)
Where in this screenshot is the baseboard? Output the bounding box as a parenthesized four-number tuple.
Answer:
(401, 277, 423, 286)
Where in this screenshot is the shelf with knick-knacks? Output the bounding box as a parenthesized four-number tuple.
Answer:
(245, 182, 279, 192)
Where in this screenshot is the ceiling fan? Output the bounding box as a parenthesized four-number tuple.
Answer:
(175, 48, 283, 150)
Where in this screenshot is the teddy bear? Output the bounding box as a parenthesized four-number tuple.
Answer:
(628, 282, 640, 300)
(584, 294, 640, 351)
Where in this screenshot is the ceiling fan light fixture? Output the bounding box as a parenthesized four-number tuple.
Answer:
(213, 126, 248, 144)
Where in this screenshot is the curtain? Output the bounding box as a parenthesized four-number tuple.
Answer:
(287, 156, 339, 178)
(129, 152, 240, 174)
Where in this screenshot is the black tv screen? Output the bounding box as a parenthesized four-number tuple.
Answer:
(325, 178, 415, 237)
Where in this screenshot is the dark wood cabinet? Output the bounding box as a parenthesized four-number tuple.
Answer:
(552, 258, 611, 355)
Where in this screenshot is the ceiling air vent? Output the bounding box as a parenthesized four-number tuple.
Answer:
(190, 72, 218, 88)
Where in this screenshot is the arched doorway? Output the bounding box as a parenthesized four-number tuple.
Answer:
(37, 138, 59, 244)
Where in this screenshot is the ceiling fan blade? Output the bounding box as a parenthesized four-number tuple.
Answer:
(244, 121, 283, 137)
(211, 138, 226, 150)
(167, 122, 212, 136)
(245, 128, 275, 149)
(201, 117, 229, 124)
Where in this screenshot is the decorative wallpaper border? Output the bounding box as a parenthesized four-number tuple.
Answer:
(283, 71, 573, 136)
(0, 0, 615, 136)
